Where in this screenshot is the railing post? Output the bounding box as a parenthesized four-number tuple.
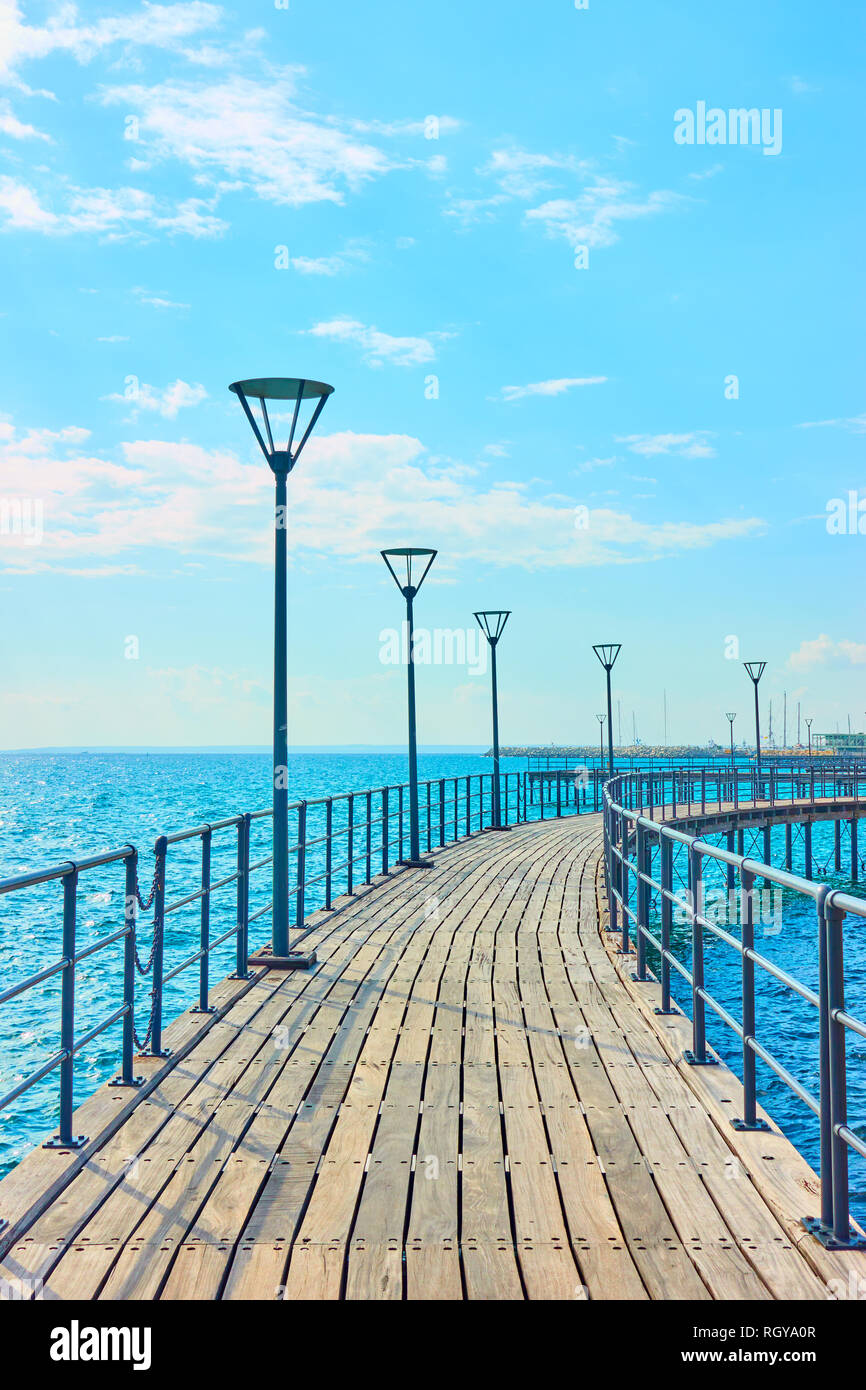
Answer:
(45, 864, 87, 1148)
(365, 790, 372, 884)
(382, 787, 389, 876)
(826, 899, 857, 1245)
(658, 835, 673, 1013)
(325, 798, 333, 909)
(701, 768, 706, 814)
(619, 810, 629, 955)
(684, 846, 713, 1066)
(234, 814, 251, 980)
(732, 866, 767, 1129)
(453, 777, 458, 840)
(148, 836, 169, 1057)
(556, 771, 562, 818)
(439, 778, 445, 847)
(195, 826, 214, 1012)
(112, 851, 143, 1088)
(814, 888, 835, 1233)
(426, 782, 432, 851)
(347, 793, 355, 894)
(397, 787, 403, 866)
(606, 801, 618, 937)
(296, 800, 307, 928)
(635, 822, 649, 981)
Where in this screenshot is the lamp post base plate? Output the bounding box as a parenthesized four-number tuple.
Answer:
(482, 824, 511, 833)
(258, 951, 318, 970)
(801, 1216, 866, 1251)
(398, 857, 435, 869)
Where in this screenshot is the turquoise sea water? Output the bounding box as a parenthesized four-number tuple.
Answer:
(1, 750, 865, 1226)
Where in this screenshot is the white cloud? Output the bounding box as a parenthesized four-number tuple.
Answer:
(103, 379, 207, 418)
(497, 377, 607, 402)
(525, 178, 686, 250)
(797, 413, 866, 433)
(0, 176, 225, 238)
(575, 455, 617, 474)
(289, 244, 369, 276)
(789, 634, 866, 671)
(616, 431, 716, 459)
(0, 97, 51, 140)
(482, 147, 593, 199)
(0, 1, 221, 79)
(305, 318, 450, 368)
(0, 419, 764, 577)
(100, 73, 400, 207)
(133, 287, 190, 308)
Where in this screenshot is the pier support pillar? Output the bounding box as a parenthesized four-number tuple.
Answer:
(805, 821, 813, 881)
(835, 819, 842, 871)
(852, 819, 859, 883)
(785, 822, 792, 871)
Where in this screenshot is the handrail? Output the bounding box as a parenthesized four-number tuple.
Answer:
(2, 762, 584, 1159)
(601, 764, 866, 1251)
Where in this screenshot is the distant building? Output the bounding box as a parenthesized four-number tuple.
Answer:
(816, 732, 866, 755)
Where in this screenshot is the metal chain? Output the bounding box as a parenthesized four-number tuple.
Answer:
(133, 987, 159, 1052)
(133, 856, 162, 912)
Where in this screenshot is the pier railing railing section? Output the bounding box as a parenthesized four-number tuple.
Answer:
(0, 771, 524, 1155)
(601, 766, 866, 1251)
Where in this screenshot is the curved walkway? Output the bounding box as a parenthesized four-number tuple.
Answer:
(0, 815, 863, 1300)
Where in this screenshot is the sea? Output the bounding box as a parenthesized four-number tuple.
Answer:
(1, 747, 865, 1223)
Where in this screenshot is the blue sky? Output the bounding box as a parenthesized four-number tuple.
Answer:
(0, 0, 864, 749)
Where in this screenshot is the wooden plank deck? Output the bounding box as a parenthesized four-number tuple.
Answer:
(1, 812, 864, 1301)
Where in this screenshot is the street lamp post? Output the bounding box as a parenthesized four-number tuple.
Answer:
(743, 661, 767, 780)
(474, 611, 511, 830)
(726, 712, 736, 771)
(596, 713, 606, 770)
(382, 548, 437, 867)
(230, 376, 333, 967)
(806, 717, 813, 760)
(593, 645, 622, 782)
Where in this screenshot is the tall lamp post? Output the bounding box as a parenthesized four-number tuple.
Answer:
(806, 717, 813, 760)
(726, 712, 736, 770)
(474, 611, 511, 830)
(743, 661, 767, 780)
(382, 547, 437, 867)
(593, 644, 622, 782)
(596, 713, 606, 770)
(230, 376, 333, 967)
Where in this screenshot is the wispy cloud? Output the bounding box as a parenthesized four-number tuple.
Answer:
(100, 72, 408, 208)
(0, 98, 51, 141)
(789, 634, 866, 671)
(616, 431, 716, 459)
(0, 420, 764, 577)
(288, 244, 369, 276)
(525, 179, 687, 250)
(497, 377, 607, 402)
(305, 318, 451, 368)
(0, 176, 225, 239)
(133, 287, 191, 309)
(797, 413, 866, 433)
(102, 379, 207, 419)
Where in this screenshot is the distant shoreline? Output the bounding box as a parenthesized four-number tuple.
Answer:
(0, 745, 490, 756)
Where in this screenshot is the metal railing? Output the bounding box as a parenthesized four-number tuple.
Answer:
(0, 769, 531, 1155)
(602, 768, 866, 1250)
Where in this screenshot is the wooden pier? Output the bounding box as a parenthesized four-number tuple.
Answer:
(1, 813, 864, 1300)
